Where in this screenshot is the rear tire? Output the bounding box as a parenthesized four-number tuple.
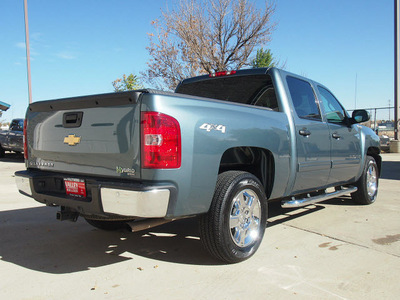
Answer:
(0, 145, 5, 158)
(351, 156, 379, 205)
(85, 218, 129, 231)
(199, 171, 267, 263)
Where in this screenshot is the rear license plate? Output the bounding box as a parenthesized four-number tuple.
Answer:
(64, 178, 87, 198)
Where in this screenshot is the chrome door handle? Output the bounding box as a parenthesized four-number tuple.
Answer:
(299, 129, 311, 136)
(332, 132, 341, 139)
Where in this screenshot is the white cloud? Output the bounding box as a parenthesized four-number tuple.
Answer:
(15, 42, 38, 56)
(16, 42, 26, 49)
(31, 32, 43, 41)
(56, 51, 77, 60)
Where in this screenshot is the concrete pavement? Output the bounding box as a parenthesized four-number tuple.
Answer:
(0, 153, 399, 299)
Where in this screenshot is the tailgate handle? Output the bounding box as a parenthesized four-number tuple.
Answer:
(63, 112, 83, 128)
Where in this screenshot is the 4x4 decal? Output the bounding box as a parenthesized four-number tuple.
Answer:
(199, 123, 226, 134)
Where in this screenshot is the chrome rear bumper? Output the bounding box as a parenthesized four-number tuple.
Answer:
(15, 170, 175, 218)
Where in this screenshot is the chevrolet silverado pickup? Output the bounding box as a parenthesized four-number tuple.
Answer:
(0, 118, 24, 157)
(15, 67, 381, 263)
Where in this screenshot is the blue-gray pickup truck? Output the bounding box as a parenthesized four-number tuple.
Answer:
(15, 67, 381, 263)
(0, 118, 24, 157)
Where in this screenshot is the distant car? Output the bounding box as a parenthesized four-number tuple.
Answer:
(379, 135, 390, 152)
(0, 118, 24, 157)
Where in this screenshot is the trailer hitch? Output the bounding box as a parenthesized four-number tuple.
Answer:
(56, 207, 79, 222)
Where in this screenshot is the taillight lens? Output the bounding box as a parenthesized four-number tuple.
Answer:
(141, 112, 181, 169)
(23, 119, 28, 160)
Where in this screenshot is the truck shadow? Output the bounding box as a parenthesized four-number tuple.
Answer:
(0, 199, 348, 273)
(267, 201, 326, 227)
(380, 161, 400, 180)
(0, 207, 220, 274)
(0, 152, 24, 163)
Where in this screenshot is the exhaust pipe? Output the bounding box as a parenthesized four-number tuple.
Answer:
(126, 218, 177, 232)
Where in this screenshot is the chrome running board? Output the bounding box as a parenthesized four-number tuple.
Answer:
(281, 186, 358, 208)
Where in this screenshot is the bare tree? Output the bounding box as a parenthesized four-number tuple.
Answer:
(142, 0, 275, 90)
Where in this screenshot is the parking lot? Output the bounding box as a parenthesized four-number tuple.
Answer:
(0, 153, 399, 299)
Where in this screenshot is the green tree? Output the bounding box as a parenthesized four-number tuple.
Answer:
(112, 73, 143, 92)
(251, 48, 285, 68)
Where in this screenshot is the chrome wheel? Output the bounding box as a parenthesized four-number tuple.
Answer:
(352, 155, 379, 205)
(366, 162, 378, 198)
(229, 189, 261, 247)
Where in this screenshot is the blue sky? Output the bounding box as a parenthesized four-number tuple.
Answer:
(0, 0, 394, 122)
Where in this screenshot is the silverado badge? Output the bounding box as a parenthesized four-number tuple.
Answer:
(64, 134, 81, 146)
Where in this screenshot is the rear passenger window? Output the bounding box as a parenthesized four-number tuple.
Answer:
(286, 76, 321, 121)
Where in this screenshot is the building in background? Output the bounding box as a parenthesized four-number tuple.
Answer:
(0, 101, 11, 130)
(0, 101, 10, 112)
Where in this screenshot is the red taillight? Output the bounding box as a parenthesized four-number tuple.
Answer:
(23, 119, 28, 160)
(209, 70, 237, 77)
(141, 112, 181, 169)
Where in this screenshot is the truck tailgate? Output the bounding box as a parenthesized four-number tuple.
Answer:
(26, 91, 142, 179)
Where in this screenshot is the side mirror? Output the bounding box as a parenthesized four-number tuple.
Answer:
(351, 109, 370, 123)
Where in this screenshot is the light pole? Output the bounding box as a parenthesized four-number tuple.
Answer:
(395, 0, 399, 140)
(24, 0, 32, 104)
(391, 0, 400, 152)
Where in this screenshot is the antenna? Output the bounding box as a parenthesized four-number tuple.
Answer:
(354, 73, 357, 109)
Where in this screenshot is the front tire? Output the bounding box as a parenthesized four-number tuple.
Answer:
(199, 171, 268, 263)
(351, 155, 379, 205)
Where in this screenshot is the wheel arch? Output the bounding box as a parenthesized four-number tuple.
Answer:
(218, 146, 275, 198)
(367, 146, 381, 176)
